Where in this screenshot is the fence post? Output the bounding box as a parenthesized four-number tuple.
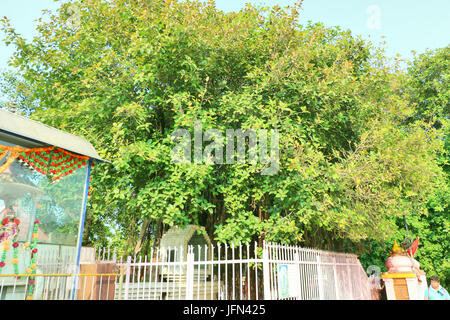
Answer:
(118, 267, 124, 300)
(71, 263, 80, 300)
(316, 254, 324, 300)
(124, 256, 132, 300)
(262, 243, 271, 300)
(294, 252, 302, 300)
(333, 257, 340, 300)
(186, 247, 194, 300)
(346, 263, 353, 300)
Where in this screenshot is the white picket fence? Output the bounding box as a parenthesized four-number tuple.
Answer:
(0, 242, 374, 300)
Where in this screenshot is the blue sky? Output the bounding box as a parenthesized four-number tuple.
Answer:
(0, 0, 449, 71)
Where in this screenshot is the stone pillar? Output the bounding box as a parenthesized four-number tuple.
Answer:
(405, 276, 419, 300)
(417, 271, 427, 300)
(383, 278, 396, 300)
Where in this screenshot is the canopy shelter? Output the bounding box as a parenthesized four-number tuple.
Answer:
(0, 109, 106, 300)
(0, 109, 104, 162)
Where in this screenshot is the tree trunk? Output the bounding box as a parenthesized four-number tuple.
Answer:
(134, 218, 151, 256)
(152, 219, 164, 250)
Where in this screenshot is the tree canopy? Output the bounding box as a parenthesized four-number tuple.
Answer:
(0, 0, 447, 274)
(358, 45, 450, 287)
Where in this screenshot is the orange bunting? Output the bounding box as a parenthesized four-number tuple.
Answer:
(0, 144, 90, 181)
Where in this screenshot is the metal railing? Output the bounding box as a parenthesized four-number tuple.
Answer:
(109, 241, 373, 300)
(0, 241, 374, 300)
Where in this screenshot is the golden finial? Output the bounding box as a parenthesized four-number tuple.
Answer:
(392, 240, 404, 254)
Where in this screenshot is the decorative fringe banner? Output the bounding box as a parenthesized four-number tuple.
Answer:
(0, 145, 90, 183)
